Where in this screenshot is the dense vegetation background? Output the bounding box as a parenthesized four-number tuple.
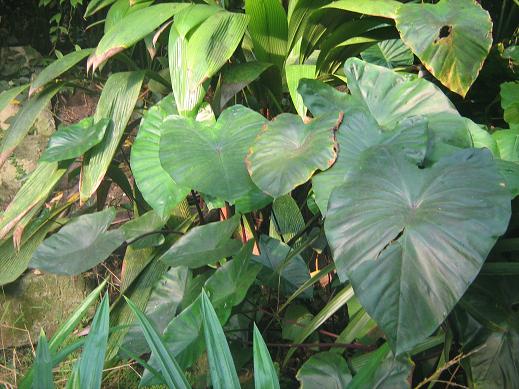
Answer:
(0, 0, 518, 388)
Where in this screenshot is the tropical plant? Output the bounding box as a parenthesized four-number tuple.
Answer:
(1, 0, 518, 387)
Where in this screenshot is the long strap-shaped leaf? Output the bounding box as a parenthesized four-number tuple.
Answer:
(78, 293, 110, 389)
(253, 324, 280, 389)
(33, 330, 54, 389)
(169, 7, 249, 117)
(283, 285, 355, 365)
(80, 71, 143, 202)
(0, 161, 68, 239)
(0, 84, 60, 168)
(18, 280, 108, 389)
(126, 297, 191, 389)
(200, 290, 240, 389)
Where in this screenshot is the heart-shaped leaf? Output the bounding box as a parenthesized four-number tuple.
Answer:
(30, 208, 124, 276)
(296, 352, 352, 389)
(40, 117, 110, 162)
(395, 0, 492, 97)
(247, 113, 340, 198)
(159, 215, 241, 268)
(325, 148, 511, 354)
(160, 105, 267, 203)
(131, 95, 189, 219)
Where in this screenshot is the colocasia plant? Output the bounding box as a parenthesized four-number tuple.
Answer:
(1, 0, 518, 387)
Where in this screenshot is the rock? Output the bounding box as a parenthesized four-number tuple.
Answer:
(0, 272, 94, 349)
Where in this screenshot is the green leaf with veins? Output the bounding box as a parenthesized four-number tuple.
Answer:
(160, 105, 267, 203)
(40, 117, 110, 162)
(247, 113, 339, 198)
(325, 147, 511, 354)
(395, 0, 492, 97)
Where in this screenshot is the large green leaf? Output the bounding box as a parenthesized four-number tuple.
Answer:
(501, 81, 519, 129)
(121, 210, 166, 249)
(247, 113, 339, 198)
(312, 104, 428, 214)
(395, 0, 493, 97)
(33, 330, 54, 389)
(0, 161, 68, 239)
(130, 95, 189, 219)
(80, 71, 144, 202)
(200, 290, 240, 389)
(348, 344, 414, 389)
(30, 208, 124, 275)
(169, 7, 249, 116)
(245, 0, 288, 71)
(126, 297, 191, 389)
(30, 49, 93, 96)
(454, 277, 519, 389)
(301, 59, 471, 212)
(360, 39, 414, 69)
(160, 105, 267, 202)
(0, 84, 60, 168)
(87, 4, 189, 71)
(40, 117, 110, 162)
(324, 0, 402, 18)
(205, 241, 261, 320)
(255, 236, 311, 297)
(159, 215, 242, 268)
(253, 324, 280, 389)
(77, 294, 110, 389)
(325, 147, 511, 354)
(296, 352, 352, 389)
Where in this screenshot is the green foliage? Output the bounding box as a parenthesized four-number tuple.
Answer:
(3, 0, 519, 387)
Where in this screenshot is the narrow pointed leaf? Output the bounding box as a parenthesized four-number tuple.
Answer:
(201, 290, 240, 389)
(80, 71, 144, 202)
(78, 294, 110, 389)
(395, 0, 493, 97)
(0, 84, 28, 112)
(40, 117, 110, 162)
(84, 0, 116, 17)
(0, 84, 60, 167)
(324, 0, 402, 18)
(33, 330, 54, 389)
(245, 0, 288, 71)
(30, 49, 93, 95)
(126, 297, 191, 389)
(88, 4, 189, 71)
(253, 324, 280, 389)
(0, 161, 68, 239)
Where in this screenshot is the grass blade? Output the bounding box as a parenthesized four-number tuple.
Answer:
(253, 324, 280, 389)
(80, 71, 143, 202)
(78, 293, 110, 389)
(33, 330, 54, 389)
(200, 290, 240, 389)
(125, 297, 191, 389)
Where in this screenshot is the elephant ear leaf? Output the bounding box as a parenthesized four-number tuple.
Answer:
(395, 0, 492, 97)
(325, 147, 511, 355)
(247, 113, 340, 198)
